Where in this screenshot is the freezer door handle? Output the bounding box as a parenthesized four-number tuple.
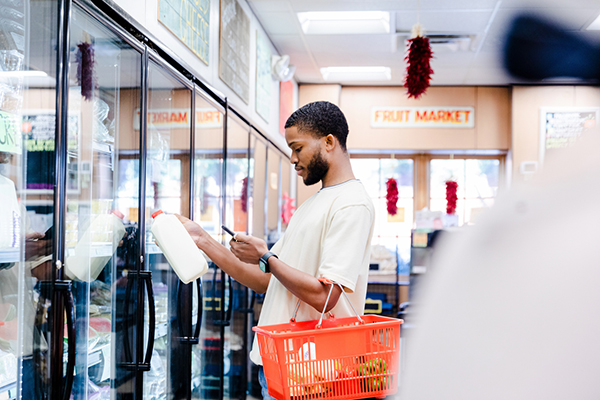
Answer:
(139, 270, 155, 371)
(194, 278, 202, 339)
(177, 278, 202, 344)
(214, 272, 233, 327)
(122, 273, 135, 369)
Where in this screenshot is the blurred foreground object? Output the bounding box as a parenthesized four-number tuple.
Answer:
(399, 131, 600, 399)
(504, 14, 600, 81)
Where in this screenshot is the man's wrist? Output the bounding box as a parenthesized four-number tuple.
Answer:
(259, 251, 278, 273)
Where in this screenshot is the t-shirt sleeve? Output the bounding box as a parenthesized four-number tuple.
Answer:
(317, 205, 373, 293)
(270, 236, 284, 255)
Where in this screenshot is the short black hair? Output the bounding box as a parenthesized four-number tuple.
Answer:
(284, 101, 349, 151)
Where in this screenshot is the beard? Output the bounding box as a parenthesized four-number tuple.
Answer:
(303, 150, 329, 186)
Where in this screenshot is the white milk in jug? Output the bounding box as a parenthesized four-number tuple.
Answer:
(65, 210, 126, 282)
(150, 210, 208, 283)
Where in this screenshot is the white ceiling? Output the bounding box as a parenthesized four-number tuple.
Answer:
(247, 0, 600, 86)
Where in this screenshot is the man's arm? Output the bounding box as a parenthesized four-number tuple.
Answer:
(231, 204, 373, 314)
(230, 234, 342, 313)
(175, 215, 271, 293)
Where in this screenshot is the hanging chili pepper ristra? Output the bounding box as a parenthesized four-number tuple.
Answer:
(404, 23, 434, 99)
(446, 180, 458, 215)
(76, 42, 96, 101)
(386, 178, 399, 216)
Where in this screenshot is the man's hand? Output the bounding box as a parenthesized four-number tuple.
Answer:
(229, 233, 269, 265)
(25, 232, 48, 261)
(174, 214, 210, 249)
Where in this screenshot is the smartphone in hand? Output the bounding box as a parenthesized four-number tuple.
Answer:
(221, 225, 237, 241)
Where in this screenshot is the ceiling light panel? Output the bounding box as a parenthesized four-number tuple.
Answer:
(298, 11, 390, 35)
(587, 13, 600, 30)
(320, 66, 391, 81)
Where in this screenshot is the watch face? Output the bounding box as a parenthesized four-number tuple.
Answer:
(259, 259, 267, 273)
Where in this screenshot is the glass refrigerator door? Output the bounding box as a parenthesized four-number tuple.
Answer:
(0, 1, 56, 399)
(247, 134, 267, 398)
(64, 5, 143, 400)
(192, 92, 224, 400)
(191, 94, 224, 399)
(249, 135, 266, 241)
(223, 115, 249, 400)
(144, 60, 192, 400)
(280, 160, 291, 234)
(266, 148, 281, 247)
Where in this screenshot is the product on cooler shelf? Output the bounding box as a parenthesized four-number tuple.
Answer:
(150, 210, 208, 283)
(89, 317, 111, 334)
(0, 348, 16, 387)
(65, 210, 126, 282)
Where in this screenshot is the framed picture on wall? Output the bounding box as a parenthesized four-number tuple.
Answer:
(21, 110, 81, 194)
(539, 107, 600, 165)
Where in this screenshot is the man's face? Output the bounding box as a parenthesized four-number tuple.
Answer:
(285, 126, 330, 186)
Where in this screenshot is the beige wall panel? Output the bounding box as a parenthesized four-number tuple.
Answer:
(227, 116, 249, 151)
(575, 86, 600, 106)
(298, 84, 341, 107)
(119, 89, 140, 151)
(476, 87, 511, 149)
(512, 86, 600, 181)
(340, 86, 478, 150)
(511, 86, 575, 180)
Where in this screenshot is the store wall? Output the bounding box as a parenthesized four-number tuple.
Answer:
(112, 0, 295, 153)
(341, 86, 508, 150)
(511, 86, 600, 181)
(295, 85, 511, 206)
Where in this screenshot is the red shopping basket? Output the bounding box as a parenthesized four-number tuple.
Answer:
(253, 280, 403, 400)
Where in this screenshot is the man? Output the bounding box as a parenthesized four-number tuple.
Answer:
(177, 101, 375, 399)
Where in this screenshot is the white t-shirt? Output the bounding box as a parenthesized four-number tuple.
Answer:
(249, 179, 375, 365)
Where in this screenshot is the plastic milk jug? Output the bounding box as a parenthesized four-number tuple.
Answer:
(65, 210, 126, 282)
(150, 210, 208, 283)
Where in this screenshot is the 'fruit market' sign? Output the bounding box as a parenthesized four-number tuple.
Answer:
(371, 106, 475, 128)
(134, 108, 223, 129)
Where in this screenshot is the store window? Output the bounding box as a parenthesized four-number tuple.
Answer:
(351, 158, 414, 274)
(429, 158, 501, 226)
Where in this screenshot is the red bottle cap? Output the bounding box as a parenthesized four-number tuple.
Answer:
(151, 210, 163, 219)
(112, 210, 125, 219)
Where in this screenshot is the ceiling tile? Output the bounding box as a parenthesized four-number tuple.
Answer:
(421, 0, 499, 9)
(270, 34, 307, 53)
(247, 0, 292, 13)
(461, 67, 513, 85)
(289, 1, 419, 12)
(305, 34, 393, 54)
(250, 0, 600, 85)
(428, 67, 468, 85)
(255, 12, 300, 35)
(470, 51, 503, 68)
(501, 0, 600, 8)
(430, 52, 476, 68)
(311, 51, 404, 68)
(395, 10, 494, 33)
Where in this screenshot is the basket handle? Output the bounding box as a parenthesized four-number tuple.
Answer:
(290, 277, 364, 328)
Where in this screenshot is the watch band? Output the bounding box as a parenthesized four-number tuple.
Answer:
(259, 251, 278, 273)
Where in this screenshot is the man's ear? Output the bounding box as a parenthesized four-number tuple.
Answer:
(324, 134, 336, 152)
